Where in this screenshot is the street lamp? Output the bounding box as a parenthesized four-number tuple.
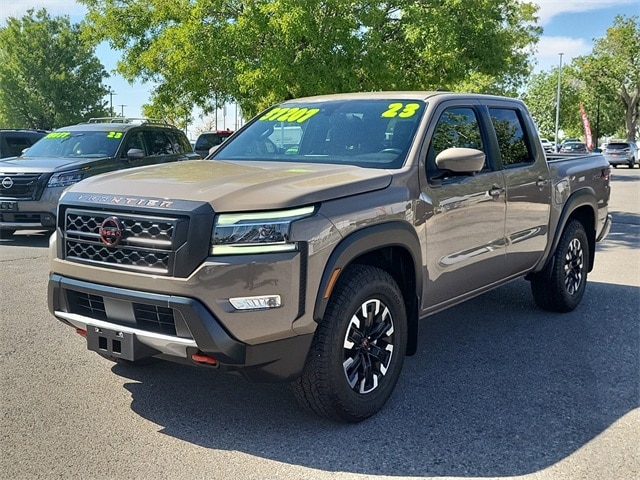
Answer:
(109, 90, 117, 117)
(554, 53, 564, 152)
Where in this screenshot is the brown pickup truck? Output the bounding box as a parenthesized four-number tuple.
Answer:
(48, 92, 612, 422)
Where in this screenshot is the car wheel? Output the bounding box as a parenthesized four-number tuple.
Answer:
(292, 264, 407, 422)
(531, 220, 589, 312)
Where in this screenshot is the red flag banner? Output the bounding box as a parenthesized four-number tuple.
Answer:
(579, 102, 593, 150)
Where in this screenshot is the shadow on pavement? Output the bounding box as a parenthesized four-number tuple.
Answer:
(110, 279, 639, 477)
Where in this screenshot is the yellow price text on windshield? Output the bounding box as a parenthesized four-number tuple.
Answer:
(106, 132, 123, 139)
(45, 132, 71, 139)
(260, 107, 320, 123)
(381, 103, 421, 118)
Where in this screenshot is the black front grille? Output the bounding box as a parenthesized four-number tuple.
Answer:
(66, 290, 178, 336)
(64, 208, 186, 276)
(133, 303, 176, 335)
(0, 173, 42, 199)
(67, 290, 107, 321)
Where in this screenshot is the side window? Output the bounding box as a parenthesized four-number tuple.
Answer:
(166, 130, 189, 154)
(427, 107, 485, 180)
(121, 131, 146, 157)
(143, 130, 174, 156)
(5, 136, 32, 157)
(488, 108, 533, 167)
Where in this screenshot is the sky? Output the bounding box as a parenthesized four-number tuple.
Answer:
(1, 0, 639, 137)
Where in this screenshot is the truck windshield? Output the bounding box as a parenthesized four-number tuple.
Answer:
(21, 130, 121, 159)
(213, 99, 426, 169)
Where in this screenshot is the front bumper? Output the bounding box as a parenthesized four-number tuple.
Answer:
(48, 274, 313, 382)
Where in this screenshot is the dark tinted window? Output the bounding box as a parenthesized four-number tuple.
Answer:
(4, 136, 33, 157)
(489, 108, 532, 167)
(167, 130, 191, 154)
(143, 130, 174, 156)
(121, 131, 146, 157)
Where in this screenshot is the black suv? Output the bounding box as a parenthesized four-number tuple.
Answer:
(194, 130, 233, 158)
(0, 118, 199, 236)
(0, 129, 48, 158)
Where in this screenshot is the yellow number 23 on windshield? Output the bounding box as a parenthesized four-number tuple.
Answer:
(381, 103, 420, 118)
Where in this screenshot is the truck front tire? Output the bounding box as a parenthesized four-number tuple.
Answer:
(292, 265, 407, 422)
(531, 220, 589, 312)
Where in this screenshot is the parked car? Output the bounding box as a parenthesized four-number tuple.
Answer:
(560, 141, 588, 154)
(0, 118, 199, 237)
(539, 137, 554, 153)
(0, 129, 47, 158)
(603, 141, 638, 168)
(194, 130, 233, 157)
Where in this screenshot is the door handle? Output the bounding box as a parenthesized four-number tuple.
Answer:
(489, 185, 504, 199)
(536, 177, 549, 189)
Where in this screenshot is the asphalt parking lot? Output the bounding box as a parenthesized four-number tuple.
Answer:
(1, 167, 638, 480)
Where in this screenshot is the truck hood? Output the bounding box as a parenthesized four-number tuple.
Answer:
(0, 156, 108, 173)
(67, 159, 393, 211)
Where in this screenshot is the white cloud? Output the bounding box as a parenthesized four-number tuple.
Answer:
(532, 0, 639, 25)
(533, 36, 592, 71)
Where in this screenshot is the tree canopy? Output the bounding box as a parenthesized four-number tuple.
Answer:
(575, 15, 639, 142)
(79, 0, 541, 118)
(0, 9, 110, 130)
(524, 15, 639, 144)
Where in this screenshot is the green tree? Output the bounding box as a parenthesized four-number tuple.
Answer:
(0, 9, 110, 130)
(523, 66, 584, 142)
(575, 15, 639, 142)
(80, 0, 541, 118)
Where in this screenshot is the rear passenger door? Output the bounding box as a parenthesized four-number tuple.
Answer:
(419, 101, 507, 310)
(487, 103, 551, 276)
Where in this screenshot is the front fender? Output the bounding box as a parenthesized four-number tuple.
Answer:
(313, 221, 423, 322)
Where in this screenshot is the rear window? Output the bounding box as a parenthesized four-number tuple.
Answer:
(607, 143, 630, 150)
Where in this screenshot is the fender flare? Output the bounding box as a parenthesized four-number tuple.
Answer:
(541, 188, 598, 275)
(313, 221, 423, 322)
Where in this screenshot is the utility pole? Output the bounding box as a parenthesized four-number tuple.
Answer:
(554, 53, 564, 152)
(118, 105, 126, 117)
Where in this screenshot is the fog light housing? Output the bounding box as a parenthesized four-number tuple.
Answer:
(229, 295, 282, 310)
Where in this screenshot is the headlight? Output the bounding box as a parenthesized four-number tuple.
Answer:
(211, 205, 315, 255)
(47, 170, 84, 188)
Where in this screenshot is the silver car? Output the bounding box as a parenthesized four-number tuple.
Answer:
(603, 141, 638, 168)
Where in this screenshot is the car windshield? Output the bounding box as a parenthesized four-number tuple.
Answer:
(21, 130, 122, 159)
(213, 99, 426, 169)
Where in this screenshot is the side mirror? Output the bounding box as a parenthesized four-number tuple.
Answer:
(127, 148, 145, 159)
(435, 147, 485, 174)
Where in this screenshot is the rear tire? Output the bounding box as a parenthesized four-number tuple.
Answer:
(531, 220, 589, 312)
(292, 265, 407, 422)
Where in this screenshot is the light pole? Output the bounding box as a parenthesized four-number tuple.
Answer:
(118, 104, 126, 117)
(109, 90, 117, 117)
(554, 53, 564, 152)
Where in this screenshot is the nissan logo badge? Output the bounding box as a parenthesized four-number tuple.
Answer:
(1, 177, 13, 189)
(99, 216, 124, 246)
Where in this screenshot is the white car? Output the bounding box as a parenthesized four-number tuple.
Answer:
(539, 138, 554, 153)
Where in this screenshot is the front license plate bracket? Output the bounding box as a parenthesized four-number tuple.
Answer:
(86, 326, 157, 361)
